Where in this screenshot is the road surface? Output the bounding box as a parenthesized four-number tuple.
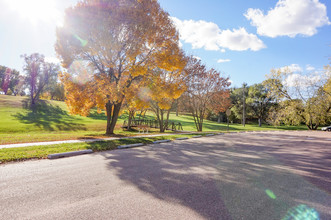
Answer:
(1, 131, 330, 219)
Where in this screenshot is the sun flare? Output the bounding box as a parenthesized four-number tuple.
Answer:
(4, 0, 62, 25)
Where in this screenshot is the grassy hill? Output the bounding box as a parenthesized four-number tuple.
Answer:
(0, 95, 306, 144)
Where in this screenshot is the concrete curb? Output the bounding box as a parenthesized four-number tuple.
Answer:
(153, 140, 171, 144)
(117, 143, 144, 149)
(48, 149, 93, 159)
(192, 135, 202, 138)
(205, 134, 215, 136)
(176, 137, 189, 140)
(217, 133, 224, 135)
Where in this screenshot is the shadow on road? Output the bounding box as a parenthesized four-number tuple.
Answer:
(98, 133, 331, 219)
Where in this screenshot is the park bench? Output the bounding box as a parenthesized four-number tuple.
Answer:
(122, 120, 183, 132)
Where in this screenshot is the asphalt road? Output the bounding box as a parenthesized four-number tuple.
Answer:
(1, 131, 330, 220)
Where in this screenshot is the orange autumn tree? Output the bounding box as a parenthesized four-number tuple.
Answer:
(56, 0, 183, 134)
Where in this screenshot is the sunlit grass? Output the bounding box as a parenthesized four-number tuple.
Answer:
(0, 94, 307, 144)
(0, 134, 199, 163)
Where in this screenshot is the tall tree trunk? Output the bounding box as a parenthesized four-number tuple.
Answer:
(164, 108, 171, 131)
(242, 83, 246, 127)
(176, 99, 179, 116)
(192, 108, 199, 132)
(198, 122, 203, 132)
(258, 118, 262, 127)
(199, 109, 204, 132)
(159, 109, 164, 132)
(106, 100, 113, 135)
(107, 102, 122, 135)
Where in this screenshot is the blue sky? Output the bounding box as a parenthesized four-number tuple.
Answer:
(0, 0, 330, 87)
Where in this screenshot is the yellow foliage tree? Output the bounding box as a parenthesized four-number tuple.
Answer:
(56, 0, 184, 134)
(149, 52, 187, 132)
(122, 81, 150, 130)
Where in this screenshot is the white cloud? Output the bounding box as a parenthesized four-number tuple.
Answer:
(193, 56, 201, 60)
(220, 49, 226, 53)
(217, 59, 231, 63)
(45, 57, 60, 64)
(284, 73, 321, 87)
(279, 64, 303, 73)
(245, 0, 330, 38)
(171, 17, 266, 51)
(306, 64, 315, 71)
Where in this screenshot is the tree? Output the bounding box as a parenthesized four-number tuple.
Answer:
(0, 66, 7, 93)
(41, 82, 65, 101)
(242, 83, 247, 126)
(230, 86, 249, 123)
(122, 81, 150, 130)
(22, 53, 60, 106)
(149, 61, 187, 132)
(184, 57, 230, 131)
(1, 68, 11, 94)
(209, 89, 231, 123)
(247, 83, 275, 126)
(57, 0, 184, 135)
(0, 66, 20, 95)
(12, 75, 26, 96)
(264, 67, 330, 129)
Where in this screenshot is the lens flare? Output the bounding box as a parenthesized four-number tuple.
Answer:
(282, 204, 319, 220)
(265, 189, 276, 199)
(68, 60, 92, 85)
(74, 34, 88, 47)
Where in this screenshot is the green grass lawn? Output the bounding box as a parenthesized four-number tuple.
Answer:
(0, 133, 201, 163)
(0, 94, 307, 144)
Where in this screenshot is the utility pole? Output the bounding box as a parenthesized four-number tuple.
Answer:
(242, 83, 247, 127)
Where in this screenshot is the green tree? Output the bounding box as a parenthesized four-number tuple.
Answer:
(264, 67, 330, 129)
(230, 86, 250, 123)
(247, 83, 275, 127)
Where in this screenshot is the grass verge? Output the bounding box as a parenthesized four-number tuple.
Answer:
(0, 133, 205, 163)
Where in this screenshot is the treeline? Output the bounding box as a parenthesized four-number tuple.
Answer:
(55, 0, 331, 132)
(4, 0, 329, 134)
(203, 67, 331, 130)
(0, 53, 65, 102)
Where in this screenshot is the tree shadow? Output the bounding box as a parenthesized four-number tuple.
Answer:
(242, 132, 331, 193)
(13, 99, 86, 131)
(93, 133, 330, 219)
(87, 110, 107, 120)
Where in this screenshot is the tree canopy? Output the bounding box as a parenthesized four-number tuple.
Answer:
(264, 67, 330, 129)
(56, 0, 185, 134)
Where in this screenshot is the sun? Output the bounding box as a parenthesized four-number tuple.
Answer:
(4, 0, 62, 26)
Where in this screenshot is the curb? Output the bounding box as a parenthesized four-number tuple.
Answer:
(48, 149, 93, 159)
(176, 137, 189, 140)
(117, 143, 144, 149)
(192, 135, 202, 138)
(205, 134, 215, 136)
(153, 139, 171, 144)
